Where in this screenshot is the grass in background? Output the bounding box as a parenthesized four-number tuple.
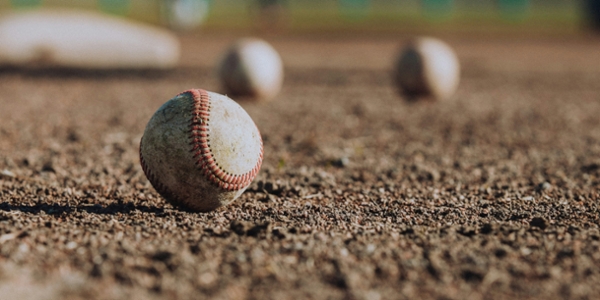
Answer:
(0, 0, 585, 36)
(202, 0, 584, 36)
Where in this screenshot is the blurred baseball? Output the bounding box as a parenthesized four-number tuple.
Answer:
(162, 0, 210, 31)
(218, 38, 284, 101)
(394, 37, 460, 101)
(0, 10, 180, 69)
(139, 89, 263, 212)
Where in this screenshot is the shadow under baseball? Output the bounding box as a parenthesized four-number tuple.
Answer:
(0, 201, 165, 216)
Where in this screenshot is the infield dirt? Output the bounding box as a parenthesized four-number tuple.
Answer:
(0, 33, 600, 300)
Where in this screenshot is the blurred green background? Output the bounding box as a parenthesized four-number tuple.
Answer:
(0, 0, 598, 35)
(210, 0, 584, 32)
(207, 0, 592, 35)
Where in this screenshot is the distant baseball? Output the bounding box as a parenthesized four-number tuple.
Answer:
(0, 10, 180, 69)
(163, 0, 211, 31)
(139, 89, 263, 212)
(218, 38, 284, 101)
(394, 37, 460, 101)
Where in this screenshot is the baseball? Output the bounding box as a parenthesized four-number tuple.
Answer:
(0, 10, 180, 69)
(139, 89, 263, 212)
(217, 38, 284, 101)
(394, 37, 460, 101)
(162, 0, 211, 31)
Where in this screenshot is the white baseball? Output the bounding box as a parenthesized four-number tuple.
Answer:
(394, 37, 460, 101)
(162, 0, 210, 31)
(218, 38, 284, 101)
(0, 9, 180, 69)
(139, 89, 263, 212)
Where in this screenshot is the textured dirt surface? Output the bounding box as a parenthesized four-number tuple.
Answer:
(1, 33, 600, 300)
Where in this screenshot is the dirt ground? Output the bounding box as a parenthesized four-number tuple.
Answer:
(1, 32, 600, 300)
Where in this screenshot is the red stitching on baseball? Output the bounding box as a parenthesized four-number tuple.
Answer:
(182, 89, 263, 191)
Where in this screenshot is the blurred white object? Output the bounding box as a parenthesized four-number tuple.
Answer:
(162, 0, 210, 31)
(394, 37, 460, 101)
(0, 10, 180, 69)
(218, 38, 284, 101)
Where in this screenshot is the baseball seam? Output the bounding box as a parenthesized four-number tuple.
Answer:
(185, 89, 263, 191)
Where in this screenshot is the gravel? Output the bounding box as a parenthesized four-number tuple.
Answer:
(0, 33, 599, 299)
